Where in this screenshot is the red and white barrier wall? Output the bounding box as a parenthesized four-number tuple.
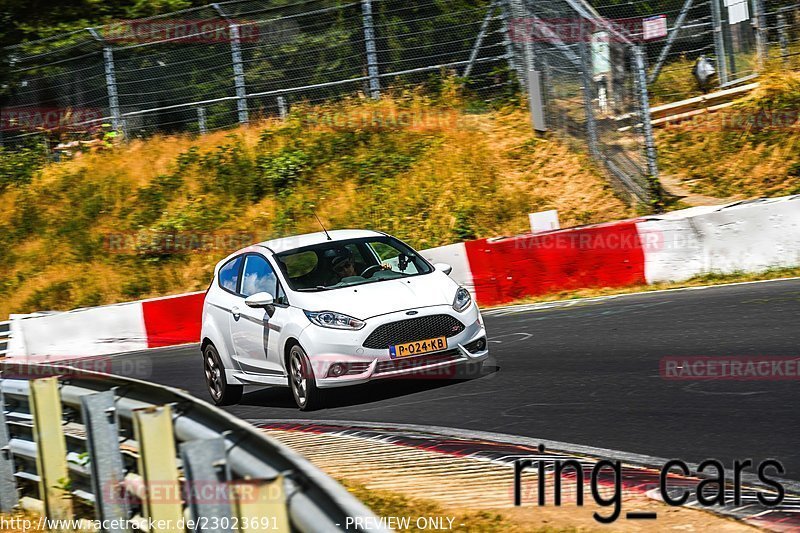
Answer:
(6, 195, 799, 358)
(7, 292, 205, 358)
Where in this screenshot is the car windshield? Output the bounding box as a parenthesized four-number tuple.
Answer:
(275, 236, 433, 292)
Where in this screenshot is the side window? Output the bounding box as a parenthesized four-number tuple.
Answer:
(369, 241, 420, 274)
(275, 283, 289, 306)
(218, 256, 243, 293)
(241, 255, 278, 298)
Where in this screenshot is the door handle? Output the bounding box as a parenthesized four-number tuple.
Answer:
(231, 306, 241, 320)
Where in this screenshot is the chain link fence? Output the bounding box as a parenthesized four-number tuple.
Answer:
(1, 0, 512, 139)
(507, 0, 659, 202)
(591, 0, 799, 105)
(2, 0, 799, 206)
(765, 1, 800, 69)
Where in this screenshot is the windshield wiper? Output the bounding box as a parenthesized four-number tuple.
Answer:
(295, 285, 332, 292)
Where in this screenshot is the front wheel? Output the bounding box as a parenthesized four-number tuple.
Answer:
(203, 343, 243, 406)
(288, 344, 325, 411)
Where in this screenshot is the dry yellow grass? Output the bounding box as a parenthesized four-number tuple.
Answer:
(657, 70, 800, 198)
(0, 94, 634, 317)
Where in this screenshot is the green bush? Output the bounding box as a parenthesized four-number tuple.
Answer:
(0, 143, 47, 192)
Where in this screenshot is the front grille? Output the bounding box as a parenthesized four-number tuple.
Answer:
(375, 350, 462, 375)
(363, 314, 465, 349)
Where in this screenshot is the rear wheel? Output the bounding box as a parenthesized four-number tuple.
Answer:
(203, 343, 243, 406)
(288, 345, 325, 411)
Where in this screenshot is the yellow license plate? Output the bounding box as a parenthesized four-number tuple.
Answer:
(389, 337, 446, 359)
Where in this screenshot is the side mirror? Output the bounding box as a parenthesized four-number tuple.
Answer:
(434, 262, 453, 276)
(245, 292, 274, 309)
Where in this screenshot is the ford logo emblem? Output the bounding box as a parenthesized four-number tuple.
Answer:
(406, 310, 418, 315)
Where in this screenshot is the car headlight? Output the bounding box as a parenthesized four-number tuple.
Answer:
(304, 310, 365, 330)
(452, 287, 472, 312)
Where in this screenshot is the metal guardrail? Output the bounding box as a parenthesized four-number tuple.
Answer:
(0, 322, 10, 358)
(0, 363, 384, 532)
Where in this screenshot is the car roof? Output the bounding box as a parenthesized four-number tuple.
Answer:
(257, 229, 384, 254)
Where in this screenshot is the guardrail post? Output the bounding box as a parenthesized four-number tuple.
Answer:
(30, 377, 73, 521)
(232, 477, 290, 533)
(133, 405, 183, 531)
(180, 437, 233, 533)
(81, 391, 128, 531)
(361, 0, 381, 99)
(0, 388, 19, 512)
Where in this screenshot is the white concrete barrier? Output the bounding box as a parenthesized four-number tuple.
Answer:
(637, 195, 800, 283)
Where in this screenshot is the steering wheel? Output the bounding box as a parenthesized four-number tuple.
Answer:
(360, 265, 384, 278)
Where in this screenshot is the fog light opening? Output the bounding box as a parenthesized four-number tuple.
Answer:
(328, 363, 346, 377)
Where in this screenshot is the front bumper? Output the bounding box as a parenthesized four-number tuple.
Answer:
(298, 304, 489, 389)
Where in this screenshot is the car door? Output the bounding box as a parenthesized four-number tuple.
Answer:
(229, 253, 286, 376)
(210, 255, 245, 367)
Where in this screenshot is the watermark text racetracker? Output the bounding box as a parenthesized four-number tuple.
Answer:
(104, 231, 255, 255)
(2, 358, 153, 381)
(661, 356, 800, 381)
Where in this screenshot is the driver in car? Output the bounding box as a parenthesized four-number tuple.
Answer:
(331, 251, 358, 279)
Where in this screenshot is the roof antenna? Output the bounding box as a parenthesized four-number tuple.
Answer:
(313, 212, 332, 240)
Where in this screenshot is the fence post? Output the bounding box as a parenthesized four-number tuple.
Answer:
(197, 107, 207, 134)
(648, 0, 695, 85)
(498, 0, 520, 86)
(361, 0, 381, 99)
(709, 0, 729, 85)
(213, 4, 249, 125)
(633, 45, 661, 202)
(752, 0, 767, 71)
(778, 9, 789, 68)
(102, 46, 122, 131)
(509, 0, 535, 87)
(527, 69, 547, 132)
(277, 96, 288, 119)
(464, 2, 498, 78)
(578, 42, 600, 160)
(88, 28, 122, 131)
(230, 24, 249, 125)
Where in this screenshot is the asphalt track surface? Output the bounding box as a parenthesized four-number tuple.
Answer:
(103, 279, 800, 480)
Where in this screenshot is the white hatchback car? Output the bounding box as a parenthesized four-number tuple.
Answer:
(200, 229, 489, 410)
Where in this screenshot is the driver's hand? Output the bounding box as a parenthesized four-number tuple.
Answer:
(381, 263, 392, 270)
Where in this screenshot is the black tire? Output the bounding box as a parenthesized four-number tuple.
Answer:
(203, 343, 243, 406)
(288, 344, 325, 411)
